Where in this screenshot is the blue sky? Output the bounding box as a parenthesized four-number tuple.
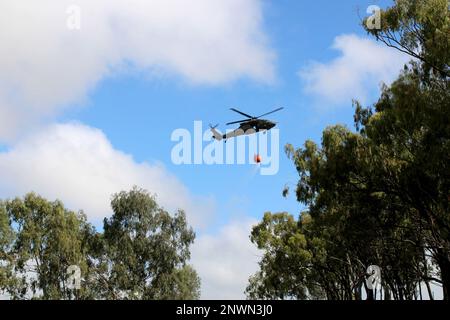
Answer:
(61, 0, 396, 225)
(0, 0, 411, 299)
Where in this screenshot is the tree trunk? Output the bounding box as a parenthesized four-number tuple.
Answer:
(384, 287, 391, 300)
(425, 280, 433, 300)
(436, 248, 450, 300)
(419, 282, 423, 300)
(355, 281, 362, 300)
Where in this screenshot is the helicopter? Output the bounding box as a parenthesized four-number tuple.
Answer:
(210, 107, 283, 142)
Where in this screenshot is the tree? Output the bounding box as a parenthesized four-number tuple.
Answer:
(0, 201, 16, 295)
(0, 188, 201, 300)
(364, 0, 449, 79)
(151, 265, 201, 300)
(354, 69, 449, 299)
(248, 127, 427, 300)
(360, 0, 450, 298)
(246, 212, 315, 300)
(100, 187, 200, 299)
(248, 0, 449, 300)
(2, 193, 95, 299)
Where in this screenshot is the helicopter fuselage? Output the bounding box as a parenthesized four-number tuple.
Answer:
(210, 107, 282, 141)
(238, 119, 276, 132)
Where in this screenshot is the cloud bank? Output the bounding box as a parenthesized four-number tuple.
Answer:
(191, 219, 260, 299)
(0, 122, 215, 228)
(0, 0, 274, 142)
(299, 34, 410, 106)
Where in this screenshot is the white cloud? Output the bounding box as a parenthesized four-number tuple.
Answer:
(299, 34, 410, 106)
(0, 122, 215, 228)
(0, 0, 274, 142)
(191, 219, 260, 299)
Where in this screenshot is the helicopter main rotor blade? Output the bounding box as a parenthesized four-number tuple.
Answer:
(226, 119, 250, 126)
(230, 108, 254, 119)
(256, 107, 284, 119)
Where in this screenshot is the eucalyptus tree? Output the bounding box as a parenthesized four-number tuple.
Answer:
(248, 0, 449, 300)
(101, 187, 200, 299)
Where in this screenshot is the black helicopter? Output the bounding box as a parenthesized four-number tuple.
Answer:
(210, 107, 283, 141)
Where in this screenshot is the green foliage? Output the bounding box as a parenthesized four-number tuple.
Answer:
(364, 0, 449, 78)
(151, 265, 201, 300)
(100, 187, 198, 299)
(249, 0, 449, 300)
(0, 188, 200, 300)
(1, 193, 95, 299)
(0, 201, 15, 293)
(246, 212, 319, 300)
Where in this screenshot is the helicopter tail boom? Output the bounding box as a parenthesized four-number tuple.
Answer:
(210, 124, 223, 141)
